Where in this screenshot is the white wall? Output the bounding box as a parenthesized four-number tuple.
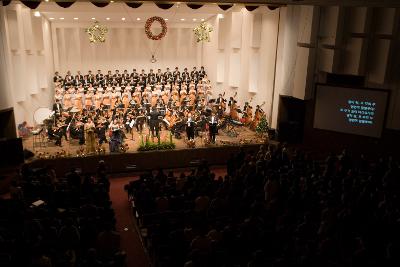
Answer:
(0, 3, 54, 129)
(202, 7, 280, 126)
(52, 21, 202, 74)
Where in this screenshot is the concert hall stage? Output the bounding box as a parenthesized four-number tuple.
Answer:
(23, 127, 270, 175)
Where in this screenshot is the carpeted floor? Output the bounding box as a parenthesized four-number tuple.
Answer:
(110, 177, 151, 267)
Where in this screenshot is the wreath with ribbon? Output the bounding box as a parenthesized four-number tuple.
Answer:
(145, 16, 167, 40)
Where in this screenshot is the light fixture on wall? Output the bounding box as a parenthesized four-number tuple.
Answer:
(193, 18, 197, 21)
(91, 17, 96, 20)
(137, 18, 141, 21)
(165, 18, 169, 21)
(106, 17, 110, 20)
(74, 17, 79, 20)
(49, 18, 54, 20)
(122, 17, 126, 21)
(180, 18, 185, 21)
(60, 18, 64, 20)
(34, 11, 41, 17)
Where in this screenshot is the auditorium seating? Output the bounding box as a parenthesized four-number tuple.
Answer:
(0, 162, 125, 267)
(125, 145, 400, 267)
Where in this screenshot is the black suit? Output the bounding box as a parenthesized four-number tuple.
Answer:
(53, 103, 63, 114)
(208, 116, 218, 143)
(149, 110, 160, 137)
(186, 118, 195, 140)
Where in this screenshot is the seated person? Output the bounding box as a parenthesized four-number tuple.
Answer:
(18, 121, 31, 138)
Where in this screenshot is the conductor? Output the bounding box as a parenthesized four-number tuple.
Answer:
(186, 113, 195, 140)
(149, 106, 161, 137)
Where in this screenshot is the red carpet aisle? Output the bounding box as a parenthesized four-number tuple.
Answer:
(110, 177, 150, 267)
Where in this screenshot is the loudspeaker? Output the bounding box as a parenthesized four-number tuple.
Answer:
(278, 121, 303, 143)
(0, 138, 24, 167)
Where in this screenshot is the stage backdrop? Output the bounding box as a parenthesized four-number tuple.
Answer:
(53, 24, 202, 74)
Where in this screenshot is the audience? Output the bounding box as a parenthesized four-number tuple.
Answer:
(1, 144, 399, 267)
(0, 161, 124, 267)
(126, 144, 400, 267)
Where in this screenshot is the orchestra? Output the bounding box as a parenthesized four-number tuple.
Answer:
(47, 67, 266, 152)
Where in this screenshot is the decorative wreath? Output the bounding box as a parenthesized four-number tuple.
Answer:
(145, 16, 167, 40)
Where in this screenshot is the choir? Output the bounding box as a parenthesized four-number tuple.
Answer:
(49, 67, 266, 152)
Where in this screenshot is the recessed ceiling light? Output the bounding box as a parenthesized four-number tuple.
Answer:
(49, 18, 54, 20)
(60, 18, 64, 20)
(91, 17, 96, 20)
(193, 18, 197, 21)
(34, 11, 40, 17)
(201, 18, 205, 21)
(180, 18, 185, 21)
(121, 17, 126, 21)
(106, 17, 110, 20)
(136, 18, 141, 21)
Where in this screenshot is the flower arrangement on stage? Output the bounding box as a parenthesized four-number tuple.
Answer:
(145, 16, 167, 40)
(138, 132, 175, 151)
(193, 22, 213, 42)
(86, 21, 108, 43)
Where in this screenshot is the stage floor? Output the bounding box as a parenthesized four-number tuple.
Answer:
(23, 125, 265, 160)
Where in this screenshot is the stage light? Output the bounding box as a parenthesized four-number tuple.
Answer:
(121, 17, 126, 21)
(74, 17, 78, 20)
(91, 17, 96, 20)
(180, 18, 185, 21)
(137, 18, 141, 21)
(60, 18, 64, 20)
(193, 18, 197, 21)
(106, 17, 110, 20)
(34, 11, 41, 17)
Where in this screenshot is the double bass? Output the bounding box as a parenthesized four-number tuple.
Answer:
(251, 102, 265, 130)
(229, 92, 240, 121)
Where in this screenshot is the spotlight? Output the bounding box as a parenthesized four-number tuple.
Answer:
(34, 11, 40, 17)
